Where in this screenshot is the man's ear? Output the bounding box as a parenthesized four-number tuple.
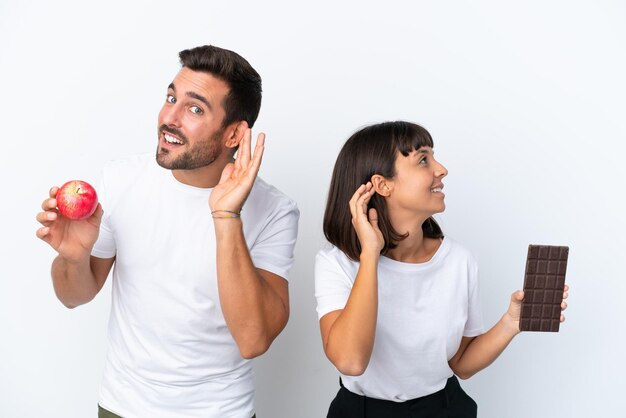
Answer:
(371, 174, 392, 197)
(224, 120, 249, 149)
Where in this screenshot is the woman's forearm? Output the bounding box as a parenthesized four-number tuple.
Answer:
(323, 253, 379, 376)
(451, 313, 520, 379)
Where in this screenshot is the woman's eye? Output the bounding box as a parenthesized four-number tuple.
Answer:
(419, 158, 428, 165)
(166, 95, 176, 104)
(190, 106, 203, 115)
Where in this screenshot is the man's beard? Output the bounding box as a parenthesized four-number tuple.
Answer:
(156, 125, 224, 170)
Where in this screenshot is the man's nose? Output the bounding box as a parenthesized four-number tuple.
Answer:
(160, 104, 182, 127)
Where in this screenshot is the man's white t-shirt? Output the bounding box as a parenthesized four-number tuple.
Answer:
(91, 154, 299, 418)
(315, 236, 484, 402)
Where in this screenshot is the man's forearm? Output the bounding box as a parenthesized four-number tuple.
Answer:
(214, 219, 289, 359)
(51, 255, 100, 308)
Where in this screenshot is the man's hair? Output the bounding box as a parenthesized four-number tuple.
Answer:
(323, 121, 444, 261)
(179, 45, 262, 128)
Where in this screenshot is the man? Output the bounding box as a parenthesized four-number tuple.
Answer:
(36, 45, 299, 418)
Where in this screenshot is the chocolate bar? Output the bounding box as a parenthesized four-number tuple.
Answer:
(519, 245, 569, 332)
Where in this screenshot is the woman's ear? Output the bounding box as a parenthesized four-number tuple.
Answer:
(224, 120, 249, 149)
(371, 174, 392, 197)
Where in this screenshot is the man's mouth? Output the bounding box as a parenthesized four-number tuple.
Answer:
(159, 124, 187, 146)
(163, 133, 184, 145)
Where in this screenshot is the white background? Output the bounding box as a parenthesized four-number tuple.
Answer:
(1, 1, 625, 417)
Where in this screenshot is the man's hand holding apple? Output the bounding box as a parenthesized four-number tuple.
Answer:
(36, 185, 103, 264)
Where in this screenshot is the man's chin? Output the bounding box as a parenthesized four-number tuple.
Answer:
(155, 145, 220, 171)
(156, 150, 175, 169)
(156, 153, 201, 170)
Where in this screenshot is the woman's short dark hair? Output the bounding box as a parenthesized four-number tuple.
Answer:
(323, 121, 444, 261)
(179, 45, 262, 128)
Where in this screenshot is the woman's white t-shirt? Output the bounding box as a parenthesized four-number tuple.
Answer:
(315, 236, 484, 401)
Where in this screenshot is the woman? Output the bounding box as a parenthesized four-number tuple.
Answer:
(315, 121, 568, 417)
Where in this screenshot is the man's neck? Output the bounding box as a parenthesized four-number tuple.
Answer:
(172, 159, 231, 188)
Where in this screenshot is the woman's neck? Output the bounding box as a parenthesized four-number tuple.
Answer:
(385, 214, 441, 263)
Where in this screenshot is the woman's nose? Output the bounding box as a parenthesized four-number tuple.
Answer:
(436, 161, 448, 178)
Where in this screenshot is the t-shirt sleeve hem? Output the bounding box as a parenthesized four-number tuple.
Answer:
(463, 328, 484, 337)
(255, 262, 290, 282)
(317, 304, 346, 320)
(91, 248, 116, 259)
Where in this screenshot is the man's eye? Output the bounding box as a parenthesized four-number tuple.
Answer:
(190, 106, 203, 115)
(166, 95, 176, 104)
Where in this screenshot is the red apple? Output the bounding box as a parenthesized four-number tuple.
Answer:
(56, 180, 99, 220)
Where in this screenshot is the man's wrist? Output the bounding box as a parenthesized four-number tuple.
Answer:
(61, 252, 91, 266)
(211, 209, 241, 219)
(213, 216, 244, 234)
